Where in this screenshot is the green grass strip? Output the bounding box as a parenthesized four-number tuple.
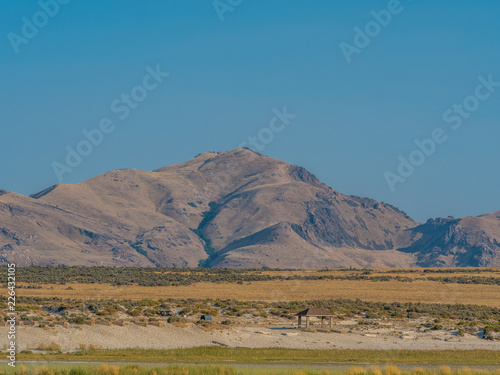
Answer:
(16, 348, 500, 365)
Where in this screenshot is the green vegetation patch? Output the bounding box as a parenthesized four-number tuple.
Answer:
(14, 347, 500, 366)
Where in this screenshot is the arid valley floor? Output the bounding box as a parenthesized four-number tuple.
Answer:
(3, 267, 500, 356)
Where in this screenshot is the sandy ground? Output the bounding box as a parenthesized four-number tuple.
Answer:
(3, 324, 500, 351)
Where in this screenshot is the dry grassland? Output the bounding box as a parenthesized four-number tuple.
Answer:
(18, 278, 500, 306)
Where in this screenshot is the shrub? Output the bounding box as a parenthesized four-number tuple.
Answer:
(38, 342, 62, 352)
(168, 316, 183, 323)
(346, 367, 366, 375)
(383, 365, 401, 375)
(368, 366, 383, 375)
(98, 364, 110, 374)
(69, 316, 86, 324)
(127, 308, 142, 317)
(69, 368, 88, 375)
(40, 365, 54, 375)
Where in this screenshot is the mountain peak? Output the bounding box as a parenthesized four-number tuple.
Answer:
(1, 151, 499, 268)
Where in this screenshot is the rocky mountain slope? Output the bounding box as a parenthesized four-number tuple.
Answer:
(399, 213, 500, 267)
(0, 148, 498, 267)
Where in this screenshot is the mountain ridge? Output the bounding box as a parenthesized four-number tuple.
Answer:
(1, 148, 498, 268)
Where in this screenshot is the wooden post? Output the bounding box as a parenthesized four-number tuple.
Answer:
(329, 317, 332, 329)
(306, 316, 309, 328)
(298, 316, 301, 328)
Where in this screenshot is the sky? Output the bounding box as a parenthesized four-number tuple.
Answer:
(1, 0, 499, 222)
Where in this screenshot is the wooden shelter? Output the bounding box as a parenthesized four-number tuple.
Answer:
(296, 307, 334, 329)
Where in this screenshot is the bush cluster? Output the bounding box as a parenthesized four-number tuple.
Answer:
(5, 266, 498, 287)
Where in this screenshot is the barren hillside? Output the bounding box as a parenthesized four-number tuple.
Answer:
(0, 148, 498, 267)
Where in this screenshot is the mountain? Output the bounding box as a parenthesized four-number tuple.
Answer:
(0, 148, 498, 268)
(399, 213, 500, 267)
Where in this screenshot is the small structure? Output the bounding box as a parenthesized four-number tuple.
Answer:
(200, 315, 212, 322)
(296, 307, 335, 329)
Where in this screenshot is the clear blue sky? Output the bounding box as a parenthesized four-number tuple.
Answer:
(1, 0, 499, 222)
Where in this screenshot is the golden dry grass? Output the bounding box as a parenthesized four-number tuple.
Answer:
(19, 277, 500, 306)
